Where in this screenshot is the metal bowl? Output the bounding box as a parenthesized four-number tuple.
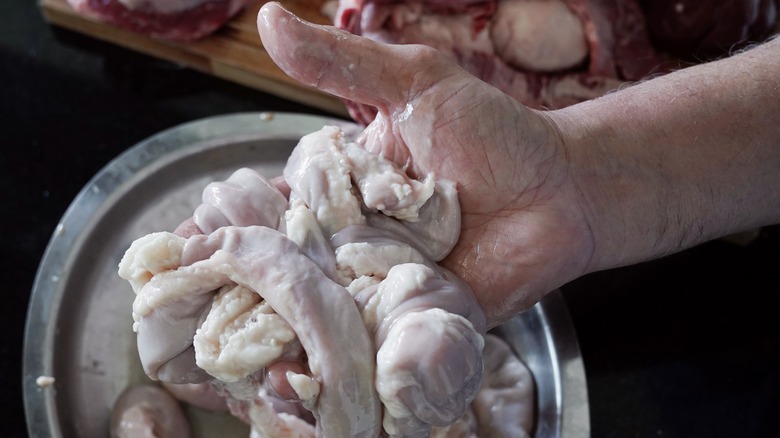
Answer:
(23, 112, 589, 437)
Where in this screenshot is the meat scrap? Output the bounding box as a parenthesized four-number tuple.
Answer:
(333, 0, 666, 123)
(65, 0, 251, 41)
(117, 125, 536, 437)
(332, 0, 779, 125)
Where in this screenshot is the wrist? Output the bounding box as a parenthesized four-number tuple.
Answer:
(546, 38, 780, 273)
(545, 101, 689, 274)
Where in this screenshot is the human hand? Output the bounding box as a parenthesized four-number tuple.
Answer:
(258, 3, 596, 326)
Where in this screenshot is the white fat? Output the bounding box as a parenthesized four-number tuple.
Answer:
(335, 241, 428, 282)
(346, 275, 381, 297)
(284, 126, 366, 236)
(118, 232, 185, 294)
(35, 376, 55, 388)
(360, 263, 432, 330)
(194, 285, 296, 382)
(130, 261, 225, 322)
(286, 371, 321, 402)
(344, 143, 435, 222)
(284, 198, 318, 247)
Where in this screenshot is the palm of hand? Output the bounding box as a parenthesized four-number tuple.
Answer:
(359, 55, 594, 325)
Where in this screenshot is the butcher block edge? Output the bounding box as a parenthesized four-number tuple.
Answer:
(39, 0, 349, 117)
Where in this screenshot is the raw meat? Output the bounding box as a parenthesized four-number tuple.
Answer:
(162, 382, 230, 412)
(333, 0, 666, 124)
(195, 167, 289, 234)
(333, 0, 779, 125)
(117, 126, 535, 437)
(472, 334, 535, 437)
(353, 263, 486, 436)
(122, 226, 383, 436)
(193, 284, 299, 383)
(110, 385, 191, 438)
(65, 0, 251, 41)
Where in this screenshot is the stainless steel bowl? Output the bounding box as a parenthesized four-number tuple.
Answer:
(23, 112, 589, 437)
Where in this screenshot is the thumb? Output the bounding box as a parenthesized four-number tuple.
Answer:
(257, 2, 424, 113)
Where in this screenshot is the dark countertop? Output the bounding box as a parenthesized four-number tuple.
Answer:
(3, 1, 779, 437)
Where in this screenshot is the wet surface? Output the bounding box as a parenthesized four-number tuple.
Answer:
(3, 2, 779, 437)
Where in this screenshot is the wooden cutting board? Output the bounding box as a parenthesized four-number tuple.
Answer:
(39, 0, 349, 117)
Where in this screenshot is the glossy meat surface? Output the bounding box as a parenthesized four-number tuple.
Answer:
(117, 126, 535, 436)
(66, 0, 250, 41)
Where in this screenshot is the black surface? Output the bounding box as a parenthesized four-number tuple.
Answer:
(3, 1, 779, 437)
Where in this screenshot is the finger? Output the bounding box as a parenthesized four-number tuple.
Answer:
(257, 2, 416, 112)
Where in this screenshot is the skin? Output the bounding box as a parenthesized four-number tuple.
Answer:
(257, 3, 780, 328)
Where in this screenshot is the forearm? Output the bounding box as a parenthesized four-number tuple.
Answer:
(551, 37, 780, 273)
